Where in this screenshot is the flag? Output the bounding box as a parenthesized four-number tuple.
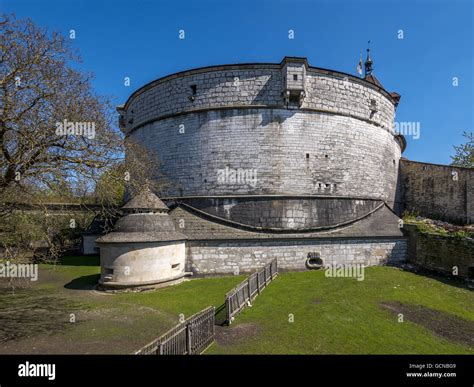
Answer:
(356, 54, 363, 75)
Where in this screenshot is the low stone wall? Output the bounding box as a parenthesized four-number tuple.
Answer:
(186, 238, 408, 275)
(399, 160, 473, 224)
(404, 224, 474, 280)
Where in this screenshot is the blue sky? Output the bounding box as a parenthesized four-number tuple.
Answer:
(3, 0, 473, 165)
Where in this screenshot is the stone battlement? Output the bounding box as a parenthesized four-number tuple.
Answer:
(119, 57, 399, 136)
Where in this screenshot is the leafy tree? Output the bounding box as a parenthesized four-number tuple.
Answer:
(450, 131, 473, 168)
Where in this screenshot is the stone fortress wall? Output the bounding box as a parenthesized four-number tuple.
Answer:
(113, 57, 413, 277)
(120, 58, 403, 214)
(400, 159, 473, 224)
(186, 239, 408, 275)
(96, 57, 471, 283)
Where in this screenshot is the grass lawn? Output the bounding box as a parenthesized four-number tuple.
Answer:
(208, 267, 474, 354)
(0, 255, 243, 354)
(1, 256, 472, 354)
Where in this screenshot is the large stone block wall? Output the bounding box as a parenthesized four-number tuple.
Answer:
(122, 63, 396, 135)
(400, 160, 474, 224)
(129, 108, 401, 204)
(182, 197, 381, 229)
(123, 59, 402, 228)
(305, 71, 394, 131)
(186, 238, 408, 275)
(404, 224, 474, 280)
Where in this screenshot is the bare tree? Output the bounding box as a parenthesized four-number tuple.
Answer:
(0, 13, 122, 209)
(0, 14, 164, 271)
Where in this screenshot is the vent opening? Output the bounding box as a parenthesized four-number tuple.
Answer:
(306, 252, 323, 270)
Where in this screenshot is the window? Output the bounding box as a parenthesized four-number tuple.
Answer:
(306, 153, 309, 159)
(293, 74, 298, 81)
(190, 85, 197, 95)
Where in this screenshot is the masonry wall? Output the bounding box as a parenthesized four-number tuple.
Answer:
(122, 65, 395, 134)
(182, 197, 381, 229)
(404, 224, 474, 280)
(123, 62, 401, 205)
(99, 241, 185, 286)
(400, 160, 474, 224)
(129, 109, 401, 204)
(186, 238, 408, 275)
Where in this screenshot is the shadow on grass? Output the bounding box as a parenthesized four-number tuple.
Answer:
(64, 274, 100, 290)
(215, 303, 227, 326)
(395, 264, 472, 291)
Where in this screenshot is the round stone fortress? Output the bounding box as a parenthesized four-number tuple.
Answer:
(105, 56, 409, 284)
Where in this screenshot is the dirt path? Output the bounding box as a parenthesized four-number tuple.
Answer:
(380, 301, 474, 347)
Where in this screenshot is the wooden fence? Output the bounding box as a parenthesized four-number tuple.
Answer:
(225, 259, 278, 324)
(135, 306, 215, 355)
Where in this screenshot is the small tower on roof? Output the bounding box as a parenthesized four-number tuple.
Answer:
(364, 42, 383, 88)
(96, 187, 186, 290)
(362, 41, 402, 108)
(364, 42, 373, 77)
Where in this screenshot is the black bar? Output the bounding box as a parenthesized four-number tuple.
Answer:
(1, 355, 472, 386)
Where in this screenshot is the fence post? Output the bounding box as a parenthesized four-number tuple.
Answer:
(186, 323, 192, 355)
(211, 307, 215, 337)
(236, 287, 241, 310)
(247, 278, 252, 302)
(256, 271, 260, 294)
(227, 298, 232, 324)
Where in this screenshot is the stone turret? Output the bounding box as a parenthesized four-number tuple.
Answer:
(96, 188, 186, 289)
